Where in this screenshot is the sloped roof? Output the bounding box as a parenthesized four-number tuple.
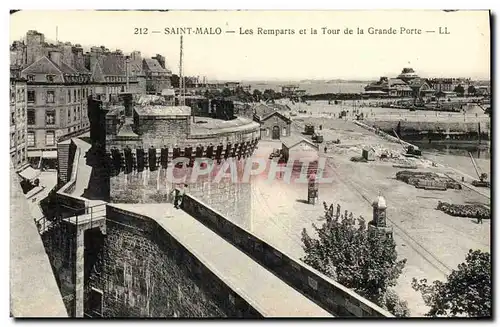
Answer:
(253, 104, 292, 123)
(388, 78, 407, 86)
(281, 135, 318, 150)
(143, 58, 168, 73)
(57, 61, 78, 75)
(407, 78, 428, 88)
(254, 104, 275, 118)
(101, 55, 126, 76)
(21, 56, 91, 82)
(270, 103, 291, 111)
(22, 56, 64, 76)
(73, 60, 90, 74)
(129, 60, 144, 76)
(135, 105, 191, 116)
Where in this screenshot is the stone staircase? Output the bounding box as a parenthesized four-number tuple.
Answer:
(57, 141, 72, 184)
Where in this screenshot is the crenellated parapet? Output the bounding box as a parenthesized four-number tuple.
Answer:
(106, 139, 260, 174)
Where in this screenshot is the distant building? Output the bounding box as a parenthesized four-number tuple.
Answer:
(143, 57, 172, 94)
(281, 135, 318, 163)
(21, 50, 92, 168)
(397, 67, 419, 82)
(253, 104, 291, 140)
(362, 147, 376, 161)
(281, 85, 299, 95)
(10, 69, 28, 169)
(90, 51, 139, 101)
(365, 69, 440, 98)
(128, 51, 147, 94)
(364, 77, 412, 97)
(407, 78, 434, 99)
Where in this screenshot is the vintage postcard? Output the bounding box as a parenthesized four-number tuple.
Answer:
(9, 9, 491, 318)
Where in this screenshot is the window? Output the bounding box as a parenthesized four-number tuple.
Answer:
(74, 90, 76, 101)
(11, 112, 15, 125)
(68, 90, 71, 103)
(27, 75, 34, 82)
(10, 133, 15, 148)
(46, 75, 54, 82)
(265, 129, 270, 137)
(45, 131, 55, 146)
(27, 132, 35, 147)
(27, 90, 35, 103)
(10, 90, 15, 104)
(47, 91, 55, 103)
(78, 89, 80, 100)
(73, 108, 76, 121)
(27, 110, 35, 125)
(46, 110, 55, 125)
(282, 127, 287, 136)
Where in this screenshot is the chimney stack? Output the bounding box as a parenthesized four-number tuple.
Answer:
(49, 50, 62, 67)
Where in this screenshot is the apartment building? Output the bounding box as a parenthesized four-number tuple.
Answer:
(21, 50, 92, 168)
(10, 69, 28, 169)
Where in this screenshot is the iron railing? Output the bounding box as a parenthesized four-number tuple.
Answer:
(35, 202, 107, 235)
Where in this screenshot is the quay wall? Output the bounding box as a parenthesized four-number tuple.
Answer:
(362, 118, 490, 141)
(96, 205, 263, 317)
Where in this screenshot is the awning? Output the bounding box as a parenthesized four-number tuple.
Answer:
(42, 150, 58, 159)
(17, 166, 40, 181)
(28, 150, 42, 158)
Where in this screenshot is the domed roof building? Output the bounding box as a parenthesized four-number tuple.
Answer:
(397, 67, 419, 82)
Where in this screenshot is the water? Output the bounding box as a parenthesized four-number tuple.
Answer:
(412, 142, 490, 160)
(249, 81, 367, 95)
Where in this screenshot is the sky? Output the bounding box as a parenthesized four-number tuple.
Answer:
(9, 10, 491, 81)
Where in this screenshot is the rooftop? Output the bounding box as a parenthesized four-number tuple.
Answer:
(143, 58, 169, 73)
(135, 105, 191, 117)
(281, 135, 318, 149)
(191, 116, 260, 135)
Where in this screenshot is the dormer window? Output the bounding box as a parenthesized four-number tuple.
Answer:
(46, 74, 55, 82)
(27, 75, 35, 82)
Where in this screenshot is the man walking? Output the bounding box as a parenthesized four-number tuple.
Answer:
(174, 184, 188, 209)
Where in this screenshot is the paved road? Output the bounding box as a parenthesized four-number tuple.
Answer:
(110, 203, 333, 318)
(71, 138, 92, 197)
(10, 168, 67, 317)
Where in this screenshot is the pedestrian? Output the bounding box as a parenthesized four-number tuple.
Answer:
(324, 146, 327, 153)
(174, 184, 188, 209)
(477, 211, 483, 224)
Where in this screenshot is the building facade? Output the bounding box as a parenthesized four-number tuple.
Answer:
(10, 70, 28, 169)
(90, 51, 140, 101)
(21, 51, 92, 167)
(253, 104, 292, 140)
(143, 57, 172, 94)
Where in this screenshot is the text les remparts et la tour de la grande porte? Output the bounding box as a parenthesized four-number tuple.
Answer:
(151, 26, 450, 36)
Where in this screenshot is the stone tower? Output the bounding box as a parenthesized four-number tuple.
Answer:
(368, 194, 393, 239)
(26, 30, 45, 65)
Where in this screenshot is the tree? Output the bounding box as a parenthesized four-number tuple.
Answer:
(221, 87, 232, 98)
(253, 89, 262, 102)
(262, 89, 276, 101)
(454, 84, 465, 97)
(468, 85, 477, 96)
(412, 249, 491, 317)
(301, 202, 409, 316)
(170, 74, 180, 88)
